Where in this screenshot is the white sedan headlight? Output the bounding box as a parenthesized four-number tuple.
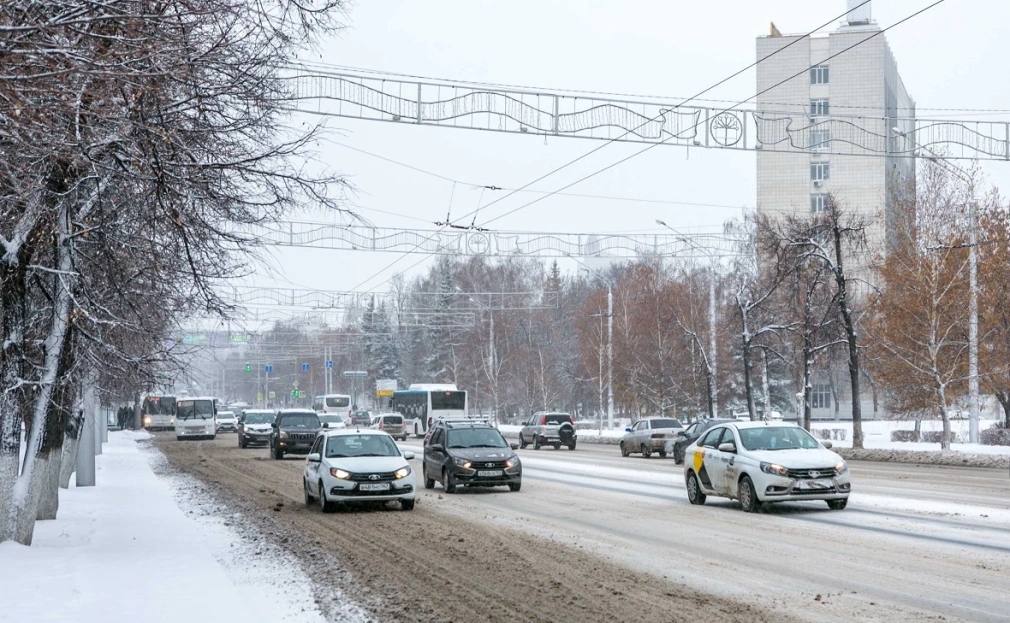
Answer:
(834, 461, 848, 475)
(760, 462, 789, 477)
(394, 466, 411, 479)
(329, 468, 350, 479)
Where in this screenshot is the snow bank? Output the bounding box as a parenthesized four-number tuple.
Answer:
(0, 431, 335, 623)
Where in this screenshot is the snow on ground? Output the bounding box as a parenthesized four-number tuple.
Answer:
(0, 431, 356, 623)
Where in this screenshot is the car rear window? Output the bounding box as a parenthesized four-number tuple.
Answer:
(543, 414, 572, 425)
(382, 415, 403, 425)
(649, 418, 681, 429)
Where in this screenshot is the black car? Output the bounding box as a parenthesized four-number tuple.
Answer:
(422, 421, 522, 493)
(671, 418, 736, 464)
(270, 409, 322, 459)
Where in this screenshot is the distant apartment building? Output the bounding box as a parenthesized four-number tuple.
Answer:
(755, 2, 915, 421)
(755, 1, 915, 266)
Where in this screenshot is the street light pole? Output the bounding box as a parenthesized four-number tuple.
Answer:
(607, 285, 614, 429)
(968, 197, 980, 444)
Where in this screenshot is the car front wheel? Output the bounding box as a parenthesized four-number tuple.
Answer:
(827, 498, 848, 510)
(401, 498, 415, 511)
(738, 475, 762, 513)
(519, 434, 527, 449)
(442, 468, 457, 493)
(319, 481, 335, 513)
(422, 464, 435, 489)
(620, 442, 630, 457)
(641, 444, 651, 458)
(686, 471, 706, 505)
(508, 482, 521, 492)
(303, 479, 314, 506)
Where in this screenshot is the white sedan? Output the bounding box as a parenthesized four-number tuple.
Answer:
(302, 429, 416, 512)
(683, 421, 850, 512)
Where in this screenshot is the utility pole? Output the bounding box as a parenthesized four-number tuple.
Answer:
(708, 272, 719, 417)
(968, 197, 980, 444)
(607, 285, 614, 429)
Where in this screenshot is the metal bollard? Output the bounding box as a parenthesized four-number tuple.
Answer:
(76, 409, 96, 487)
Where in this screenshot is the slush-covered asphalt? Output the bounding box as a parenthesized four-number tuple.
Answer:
(155, 434, 1010, 623)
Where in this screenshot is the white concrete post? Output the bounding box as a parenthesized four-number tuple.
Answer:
(76, 407, 96, 487)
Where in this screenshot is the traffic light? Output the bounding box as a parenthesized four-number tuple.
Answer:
(244, 362, 252, 373)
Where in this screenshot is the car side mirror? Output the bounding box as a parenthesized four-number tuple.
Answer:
(306, 453, 321, 463)
(624, 427, 633, 433)
(822, 440, 833, 449)
(402, 451, 415, 460)
(510, 442, 519, 450)
(271, 423, 278, 429)
(429, 443, 443, 452)
(718, 442, 737, 454)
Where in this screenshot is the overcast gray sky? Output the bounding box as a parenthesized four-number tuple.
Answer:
(241, 0, 1010, 303)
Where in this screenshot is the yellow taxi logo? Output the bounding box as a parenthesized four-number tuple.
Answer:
(692, 449, 704, 473)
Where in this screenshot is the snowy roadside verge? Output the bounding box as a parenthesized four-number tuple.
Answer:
(0, 431, 339, 623)
(837, 446, 1010, 469)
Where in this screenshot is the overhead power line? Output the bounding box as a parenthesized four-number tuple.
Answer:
(338, 1, 874, 291)
(478, 0, 946, 228)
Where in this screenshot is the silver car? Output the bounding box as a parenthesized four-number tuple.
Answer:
(518, 412, 577, 450)
(620, 417, 683, 458)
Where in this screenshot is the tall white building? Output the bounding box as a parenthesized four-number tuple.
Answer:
(755, 1, 915, 262)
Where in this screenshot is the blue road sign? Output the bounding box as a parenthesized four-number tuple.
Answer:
(325, 360, 333, 369)
(264, 364, 273, 374)
(301, 363, 310, 373)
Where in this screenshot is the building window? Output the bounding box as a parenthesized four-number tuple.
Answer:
(810, 193, 829, 213)
(810, 128, 831, 151)
(810, 65, 829, 85)
(811, 384, 832, 409)
(810, 162, 830, 182)
(810, 99, 830, 116)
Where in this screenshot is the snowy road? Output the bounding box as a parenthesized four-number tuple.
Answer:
(156, 435, 1010, 623)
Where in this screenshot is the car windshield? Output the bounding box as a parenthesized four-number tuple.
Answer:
(244, 413, 274, 424)
(176, 400, 214, 420)
(447, 427, 507, 449)
(649, 418, 682, 429)
(218, 411, 235, 419)
(738, 426, 821, 451)
(543, 414, 572, 425)
(326, 434, 399, 458)
(279, 413, 319, 429)
(326, 396, 350, 408)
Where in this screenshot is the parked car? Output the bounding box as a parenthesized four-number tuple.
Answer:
(370, 413, 407, 441)
(270, 409, 321, 459)
(683, 421, 851, 512)
(423, 420, 521, 492)
(238, 409, 276, 448)
(669, 418, 736, 464)
(518, 412, 577, 450)
(303, 429, 416, 512)
(619, 417, 683, 458)
(216, 410, 238, 433)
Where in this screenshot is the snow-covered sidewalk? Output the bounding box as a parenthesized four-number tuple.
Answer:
(0, 431, 332, 623)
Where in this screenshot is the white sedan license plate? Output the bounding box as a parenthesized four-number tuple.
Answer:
(359, 483, 390, 492)
(798, 479, 832, 490)
(477, 469, 503, 477)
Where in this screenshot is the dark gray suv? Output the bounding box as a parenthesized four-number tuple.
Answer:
(270, 409, 321, 459)
(422, 421, 522, 493)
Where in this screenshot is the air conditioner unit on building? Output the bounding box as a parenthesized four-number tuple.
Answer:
(813, 179, 823, 187)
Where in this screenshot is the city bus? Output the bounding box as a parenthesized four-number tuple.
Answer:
(174, 396, 218, 440)
(312, 394, 353, 423)
(391, 384, 468, 437)
(141, 394, 177, 431)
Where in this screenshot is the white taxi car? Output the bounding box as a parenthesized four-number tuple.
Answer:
(683, 421, 850, 512)
(302, 429, 416, 512)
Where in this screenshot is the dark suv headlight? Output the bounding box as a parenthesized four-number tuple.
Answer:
(453, 457, 472, 469)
